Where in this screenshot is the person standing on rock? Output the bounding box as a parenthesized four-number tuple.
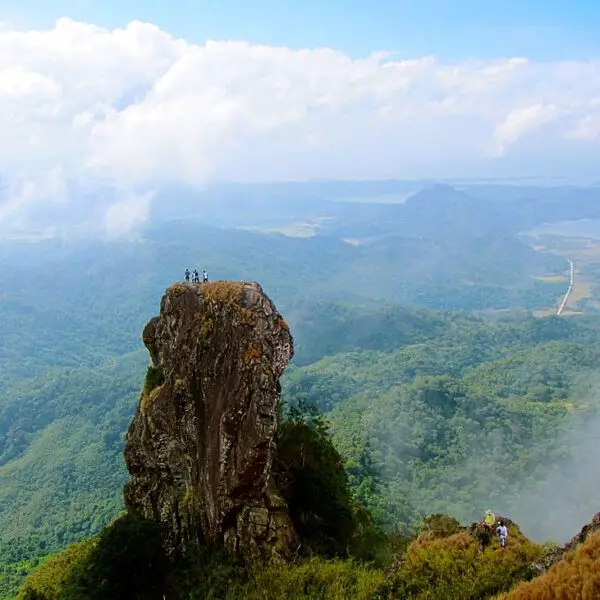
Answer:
(496, 521, 508, 549)
(184, 268, 190, 283)
(203, 270, 208, 283)
(193, 269, 199, 283)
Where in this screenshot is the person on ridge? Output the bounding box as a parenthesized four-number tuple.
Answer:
(482, 509, 496, 530)
(203, 269, 208, 283)
(184, 268, 190, 283)
(193, 269, 199, 283)
(496, 521, 508, 549)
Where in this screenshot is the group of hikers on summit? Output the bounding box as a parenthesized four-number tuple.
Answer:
(480, 509, 509, 549)
(184, 268, 208, 284)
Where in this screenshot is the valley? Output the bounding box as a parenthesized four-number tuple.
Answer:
(2, 180, 600, 598)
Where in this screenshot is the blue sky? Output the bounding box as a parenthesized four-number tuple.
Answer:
(2, 0, 600, 197)
(2, 0, 600, 60)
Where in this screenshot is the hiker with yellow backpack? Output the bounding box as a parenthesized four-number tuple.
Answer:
(482, 510, 495, 531)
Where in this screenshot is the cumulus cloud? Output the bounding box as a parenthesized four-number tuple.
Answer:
(0, 166, 67, 234)
(1, 17, 600, 234)
(102, 190, 153, 238)
(565, 110, 600, 141)
(493, 104, 559, 156)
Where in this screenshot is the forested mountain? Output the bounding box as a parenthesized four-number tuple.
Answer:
(285, 309, 600, 536)
(10, 290, 600, 600)
(2, 181, 600, 598)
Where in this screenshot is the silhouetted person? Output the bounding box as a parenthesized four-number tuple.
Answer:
(193, 269, 199, 283)
(203, 270, 208, 283)
(184, 268, 190, 283)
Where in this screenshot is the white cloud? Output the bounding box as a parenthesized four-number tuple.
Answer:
(492, 103, 559, 156)
(1, 18, 600, 234)
(0, 166, 67, 226)
(102, 191, 153, 238)
(565, 108, 600, 141)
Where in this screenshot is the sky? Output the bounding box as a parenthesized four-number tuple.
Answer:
(3, 0, 600, 61)
(1, 0, 600, 234)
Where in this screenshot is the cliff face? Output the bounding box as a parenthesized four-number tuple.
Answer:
(123, 281, 298, 562)
(532, 512, 600, 575)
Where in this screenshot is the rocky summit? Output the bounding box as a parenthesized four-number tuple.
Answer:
(123, 281, 298, 562)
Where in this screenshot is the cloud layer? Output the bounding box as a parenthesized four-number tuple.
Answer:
(1, 18, 600, 234)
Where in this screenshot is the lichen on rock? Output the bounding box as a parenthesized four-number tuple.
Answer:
(123, 280, 297, 562)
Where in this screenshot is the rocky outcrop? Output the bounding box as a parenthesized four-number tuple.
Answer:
(532, 512, 600, 575)
(123, 281, 298, 562)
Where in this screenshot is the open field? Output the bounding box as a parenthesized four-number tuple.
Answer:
(527, 235, 600, 316)
(533, 274, 568, 283)
(563, 266, 593, 313)
(238, 221, 319, 237)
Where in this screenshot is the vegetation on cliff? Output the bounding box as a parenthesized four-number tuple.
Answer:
(16, 514, 167, 600)
(16, 404, 549, 599)
(3, 301, 600, 598)
(499, 529, 600, 599)
(22, 504, 590, 600)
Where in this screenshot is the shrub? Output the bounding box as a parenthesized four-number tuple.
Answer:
(499, 530, 600, 599)
(143, 364, 165, 394)
(73, 512, 168, 600)
(202, 281, 245, 305)
(165, 545, 247, 600)
(347, 502, 391, 566)
(17, 541, 94, 600)
(377, 527, 543, 600)
(227, 557, 385, 600)
(17, 514, 168, 600)
(274, 405, 357, 558)
(418, 514, 463, 539)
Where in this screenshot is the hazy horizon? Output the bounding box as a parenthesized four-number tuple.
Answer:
(2, 0, 600, 239)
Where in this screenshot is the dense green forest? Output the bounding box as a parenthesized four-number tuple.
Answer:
(3, 182, 600, 597)
(284, 308, 600, 538)
(3, 299, 600, 597)
(9, 400, 586, 600)
(12, 403, 550, 600)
